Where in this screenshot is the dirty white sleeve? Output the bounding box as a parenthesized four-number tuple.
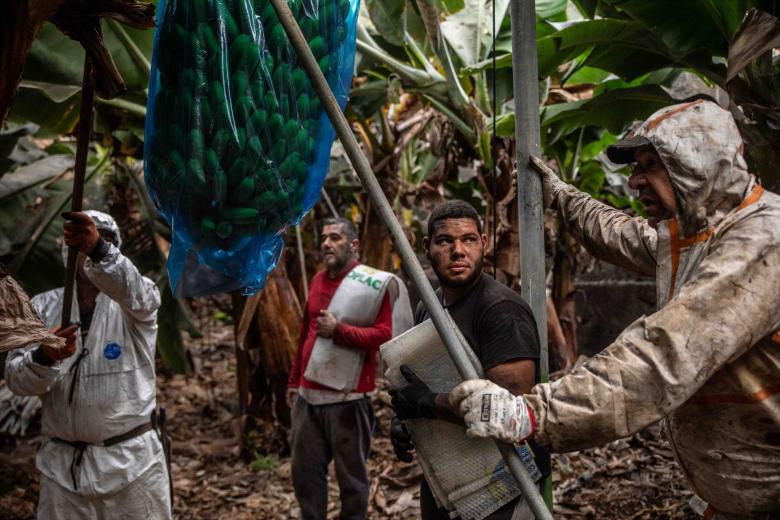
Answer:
(83, 244, 161, 324)
(556, 183, 658, 276)
(526, 216, 780, 452)
(4, 346, 62, 396)
(4, 292, 64, 396)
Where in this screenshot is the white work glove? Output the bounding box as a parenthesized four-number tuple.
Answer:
(527, 155, 568, 209)
(449, 380, 535, 445)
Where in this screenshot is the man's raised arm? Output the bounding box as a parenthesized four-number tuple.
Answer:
(530, 156, 658, 276)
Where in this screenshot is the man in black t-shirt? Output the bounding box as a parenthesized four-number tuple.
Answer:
(389, 200, 548, 520)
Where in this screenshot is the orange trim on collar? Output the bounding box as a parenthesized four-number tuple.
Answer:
(665, 184, 765, 300)
(736, 184, 764, 211)
(678, 228, 714, 248)
(772, 330, 780, 344)
(667, 219, 682, 299)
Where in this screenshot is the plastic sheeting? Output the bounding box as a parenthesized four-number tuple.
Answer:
(144, 0, 360, 296)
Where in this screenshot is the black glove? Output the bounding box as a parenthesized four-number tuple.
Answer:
(390, 417, 414, 462)
(389, 365, 437, 420)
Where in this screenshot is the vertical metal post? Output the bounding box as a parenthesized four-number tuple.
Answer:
(268, 1, 552, 518)
(510, 0, 552, 509)
(61, 58, 95, 327)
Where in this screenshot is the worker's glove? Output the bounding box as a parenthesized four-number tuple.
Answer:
(390, 417, 415, 462)
(528, 155, 568, 209)
(62, 212, 101, 255)
(389, 365, 437, 420)
(449, 379, 535, 445)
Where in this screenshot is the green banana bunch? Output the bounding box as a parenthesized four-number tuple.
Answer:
(148, 0, 352, 244)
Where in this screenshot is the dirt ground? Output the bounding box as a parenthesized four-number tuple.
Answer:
(0, 317, 696, 519)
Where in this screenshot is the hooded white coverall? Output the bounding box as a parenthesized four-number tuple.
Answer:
(526, 100, 780, 518)
(5, 211, 171, 519)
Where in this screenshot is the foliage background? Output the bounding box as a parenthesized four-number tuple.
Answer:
(2, 0, 778, 376)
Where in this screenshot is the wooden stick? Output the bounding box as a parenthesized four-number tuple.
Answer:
(61, 57, 96, 327)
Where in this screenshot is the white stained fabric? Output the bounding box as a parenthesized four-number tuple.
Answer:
(450, 379, 534, 444)
(5, 240, 163, 504)
(37, 441, 171, 520)
(304, 264, 396, 392)
(387, 276, 414, 338)
(527, 100, 780, 515)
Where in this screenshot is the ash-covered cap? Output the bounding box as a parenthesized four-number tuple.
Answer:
(606, 135, 653, 164)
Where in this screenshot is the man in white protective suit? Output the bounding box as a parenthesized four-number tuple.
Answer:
(446, 100, 780, 519)
(5, 210, 171, 519)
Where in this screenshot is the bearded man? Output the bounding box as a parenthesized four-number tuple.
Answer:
(449, 100, 780, 518)
(287, 217, 411, 520)
(5, 210, 169, 519)
(389, 200, 549, 519)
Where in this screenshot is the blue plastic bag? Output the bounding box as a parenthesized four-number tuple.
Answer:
(144, 0, 359, 296)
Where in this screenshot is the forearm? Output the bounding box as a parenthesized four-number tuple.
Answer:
(5, 347, 62, 396)
(333, 322, 391, 352)
(288, 323, 309, 388)
(433, 393, 463, 424)
(83, 244, 160, 322)
(332, 292, 392, 351)
(435, 359, 536, 425)
(556, 184, 657, 276)
(288, 343, 304, 387)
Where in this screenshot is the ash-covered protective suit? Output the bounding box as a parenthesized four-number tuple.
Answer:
(5, 210, 171, 519)
(527, 100, 780, 517)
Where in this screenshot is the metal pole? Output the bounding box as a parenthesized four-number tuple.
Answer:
(509, 0, 552, 510)
(61, 58, 96, 327)
(269, 2, 552, 518)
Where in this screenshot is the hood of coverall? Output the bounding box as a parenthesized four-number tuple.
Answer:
(60, 210, 122, 265)
(613, 100, 752, 235)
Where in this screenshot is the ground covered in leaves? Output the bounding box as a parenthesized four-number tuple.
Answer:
(0, 317, 696, 519)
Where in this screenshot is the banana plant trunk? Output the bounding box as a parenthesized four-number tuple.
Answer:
(359, 168, 400, 271)
(360, 200, 395, 271)
(552, 233, 579, 367)
(237, 262, 302, 427)
(0, 0, 154, 124)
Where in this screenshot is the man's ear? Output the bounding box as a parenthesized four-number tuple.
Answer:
(422, 235, 430, 255)
(350, 238, 359, 254)
(480, 234, 488, 251)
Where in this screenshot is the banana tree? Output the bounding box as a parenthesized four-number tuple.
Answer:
(353, 0, 524, 277)
(1, 5, 195, 374)
(0, 0, 154, 129)
(479, 0, 779, 190)
(6, 18, 152, 140)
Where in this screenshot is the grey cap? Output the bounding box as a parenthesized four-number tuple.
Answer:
(605, 135, 653, 164)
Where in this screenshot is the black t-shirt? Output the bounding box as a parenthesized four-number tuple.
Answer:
(414, 273, 541, 377)
(415, 273, 548, 520)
